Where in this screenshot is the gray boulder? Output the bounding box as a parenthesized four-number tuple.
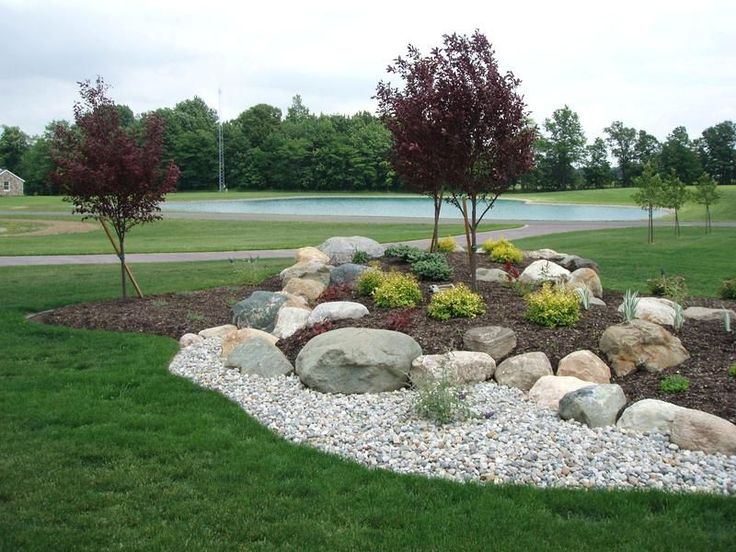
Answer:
(280, 260, 332, 287)
(330, 263, 368, 286)
(307, 301, 369, 326)
(295, 328, 422, 393)
(463, 326, 517, 361)
(558, 384, 627, 427)
(476, 268, 514, 284)
(518, 260, 571, 286)
(494, 351, 553, 391)
(683, 306, 736, 322)
(410, 351, 496, 387)
(224, 338, 294, 378)
(558, 254, 599, 273)
(232, 291, 288, 332)
(318, 236, 385, 265)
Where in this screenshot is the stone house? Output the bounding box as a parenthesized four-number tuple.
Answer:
(0, 169, 24, 196)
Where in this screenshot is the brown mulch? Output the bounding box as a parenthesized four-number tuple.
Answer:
(34, 253, 736, 424)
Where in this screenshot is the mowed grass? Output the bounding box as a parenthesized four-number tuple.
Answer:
(2, 261, 736, 550)
(515, 225, 736, 297)
(0, 219, 516, 256)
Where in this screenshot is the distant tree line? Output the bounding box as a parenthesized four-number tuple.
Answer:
(1, 97, 734, 195)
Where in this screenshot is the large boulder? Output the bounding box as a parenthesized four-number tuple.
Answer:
(307, 301, 369, 327)
(295, 246, 330, 264)
(558, 254, 599, 273)
(495, 352, 553, 391)
(476, 268, 514, 284)
(232, 291, 288, 332)
(683, 306, 736, 323)
(276, 291, 310, 310)
(617, 297, 677, 326)
(518, 260, 571, 286)
(556, 350, 611, 383)
(616, 399, 681, 435)
(598, 319, 689, 377)
(283, 277, 326, 303)
(330, 263, 368, 286)
(280, 260, 332, 287)
(463, 326, 517, 361)
(198, 324, 237, 339)
(224, 338, 293, 377)
(410, 351, 496, 387)
(295, 328, 422, 394)
(318, 236, 385, 265)
(528, 375, 592, 410)
(558, 384, 627, 428)
(567, 268, 603, 298)
(524, 248, 564, 261)
(221, 328, 278, 359)
(272, 307, 311, 339)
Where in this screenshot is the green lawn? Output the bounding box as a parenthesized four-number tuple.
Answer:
(0, 219, 515, 256)
(2, 260, 735, 550)
(515, 226, 736, 297)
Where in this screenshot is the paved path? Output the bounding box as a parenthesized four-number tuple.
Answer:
(0, 220, 645, 267)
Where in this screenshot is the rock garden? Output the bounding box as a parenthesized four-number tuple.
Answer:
(37, 235, 736, 494)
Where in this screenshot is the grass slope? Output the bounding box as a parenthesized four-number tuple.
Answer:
(1, 261, 735, 550)
(515, 226, 736, 297)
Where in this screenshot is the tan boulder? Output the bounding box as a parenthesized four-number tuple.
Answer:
(671, 408, 736, 455)
(276, 291, 310, 310)
(410, 351, 496, 387)
(495, 352, 553, 391)
(598, 319, 689, 377)
(295, 246, 331, 264)
(221, 328, 279, 359)
(280, 260, 332, 287)
(618, 297, 677, 326)
(557, 350, 611, 383)
(283, 278, 327, 303)
(683, 306, 736, 323)
(179, 333, 204, 348)
(528, 375, 592, 410)
(198, 324, 237, 339)
(567, 268, 603, 298)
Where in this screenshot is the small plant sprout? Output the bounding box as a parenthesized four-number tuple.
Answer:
(660, 374, 690, 394)
(673, 303, 685, 332)
(728, 363, 736, 378)
(621, 289, 640, 323)
(724, 311, 732, 333)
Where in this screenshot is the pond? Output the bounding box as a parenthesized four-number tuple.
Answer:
(163, 196, 664, 221)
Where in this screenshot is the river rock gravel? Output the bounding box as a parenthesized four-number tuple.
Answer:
(169, 338, 736, 495)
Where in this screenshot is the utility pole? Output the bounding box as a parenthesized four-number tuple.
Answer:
(218, 87, 226, 192)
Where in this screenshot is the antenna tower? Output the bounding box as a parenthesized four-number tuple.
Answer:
(218, 88, 226, 192)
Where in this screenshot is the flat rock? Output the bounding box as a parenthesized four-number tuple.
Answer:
(307, 301, 369, 327)
(598, 319, 689, 377)
(283, 277, 326, 303)
(280, 260, 332, 287)
(518, 260, 570, 286)
(330, 263, 368, 286)
(567, 268, 603, 298)
(272, 307, 311, 339)
(495, 351, 553, 391)
(683, 306, 736, 322)
(318, 236, 385, 265)
(295, 246, 330, 264)
(476, 267, 514, 284)
(410, 351, 496, 387)
(295, 327, 422, 394)
(557, 350, 611, 383)
(232, 291, 288, 332)
(617, 296, 677, 326)
(524, 248, 564, 261)
(198, 324, 237, 339)
(224, 337, 294, 377)
(463, 326, 517, 361)
(558, 384, 627, 428)
(528, 375, 592, 410)
(179, 333, 204, 348)
(221, 328, 278, 359)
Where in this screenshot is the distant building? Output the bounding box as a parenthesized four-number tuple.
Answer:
(0, 169, 24, 196)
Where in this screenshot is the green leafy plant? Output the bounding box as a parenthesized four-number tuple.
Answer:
(414, 373, 471, 425)
(660, 374, 690, 394)
(436, 236, 457, 253)
(621, 289, 640, 323)
(373, 271, 422, 308)
(411, 253, 453, 281)
(720, 278, 736, 300)
(647, 273, 688, 305)
(384, 244, 424, 261)
(428, 283, 485, 321)
(728, 364, 736, 378)
(524, 283, 580, 328)
(351, 249, 370, 264)
(356, 268, 385, 297)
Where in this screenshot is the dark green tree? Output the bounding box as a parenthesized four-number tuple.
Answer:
(583, 138, 612, 188)
(660, 170, 690, 236)
(692, 173, 721, 233)
(634, 130, 660, 176)
(659, 126, 702, 184)
(632, 163, 664, 243)
(697, 121, 736, 185)
(537, 105, 586, 190)
(19, 122, 67, 195)
(286, 94, 311, 123)
(604, 121, 637, 186)
(0, 125, 30, 174)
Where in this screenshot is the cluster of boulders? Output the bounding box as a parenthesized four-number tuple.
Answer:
(178, 239, 736, 457)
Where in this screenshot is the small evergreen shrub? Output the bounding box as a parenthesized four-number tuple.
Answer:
(411, 253, 453, 281)
(481, 238, 523, 264)
(351, 249, 369, 264)
(414, 375, 471, 425)
(660, 374, 690, 394)
(356, 268, 385, 297)
(525, 283, 580, 328)
(728, 364, 736, 378)
(384, 244, 424, 261)
(373, 272, 422, 308)
(436, 236, 457, 253)
(720, 278, 736, 300)
(647, 274, 689, 305)
(428, 284, 486, 321)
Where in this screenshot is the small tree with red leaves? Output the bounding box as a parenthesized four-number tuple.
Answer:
(378, 32, 534, 287)
(52, 77, 180, 298)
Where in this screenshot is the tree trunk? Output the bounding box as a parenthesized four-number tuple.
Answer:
(119, 236, 127, 299)
(706, 205, 711, 234)
(430, 192, 442, 252)
(675, 209, 680, 237)
(648, 208, 654, 244)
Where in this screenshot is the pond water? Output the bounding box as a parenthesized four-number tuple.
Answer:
(163, 196, 663, 221)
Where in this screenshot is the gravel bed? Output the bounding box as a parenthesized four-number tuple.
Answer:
(169, 338, 736, 495)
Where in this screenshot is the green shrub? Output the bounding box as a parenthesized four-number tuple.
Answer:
(488, 240, 523, 264)
(647, 274, 688, 305)
(373, 271, 422, 308)
(728, 364, 736, 378)
(351, 249, 369, 264)
(356, 268, 385, 297)
(660, 374, 690, 394)
(720, 278, 736, 300)
(414, 375, 471, 425)
(411, 253, 453, 281)
(428, 284, 485, 321)
(384, 244, 424, 261)
(525, 283, 580, 328)
(436, 236, 457, 253)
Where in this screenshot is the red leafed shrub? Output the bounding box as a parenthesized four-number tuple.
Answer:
(317, 283, 353, 303)
(504, 261, 521, 280)
(294, 321, 335, 344)
(383, 308, 416, 332)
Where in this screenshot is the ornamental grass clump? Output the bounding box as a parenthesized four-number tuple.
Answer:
(428, 284, 485, 321)
(524, 283, 580, 328)
(621, 289, 640, 323)
(414, 373, 471, 425)
(356, 267, 385, 297)
(481, 238, 523, 264)
(373, 271, 422, 308)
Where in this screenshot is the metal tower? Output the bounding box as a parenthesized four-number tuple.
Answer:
(218, 88, 226, 192)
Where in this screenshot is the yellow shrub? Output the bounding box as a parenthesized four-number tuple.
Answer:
(525, 283, 580, 327)
(481, 237, 523, 264)
(436, 236, 457, 253)
(373, 271, 422, 308)
(356, 268, 385, 296)
(427, 284, 485, 321)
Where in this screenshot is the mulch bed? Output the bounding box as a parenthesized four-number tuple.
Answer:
(34, 253, 736, 424)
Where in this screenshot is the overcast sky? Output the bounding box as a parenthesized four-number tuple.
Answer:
(2, 0, 735, 142)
